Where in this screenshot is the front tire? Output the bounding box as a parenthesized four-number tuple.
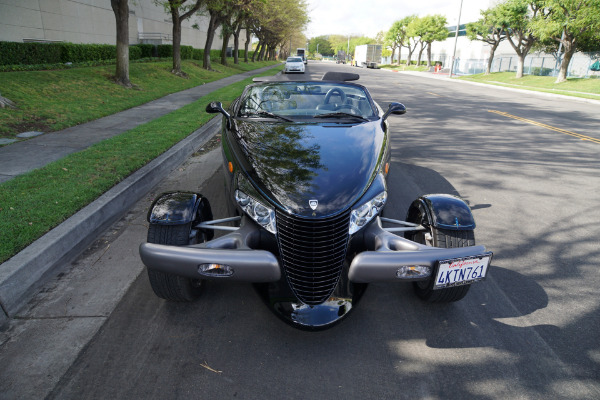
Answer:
(146, 223, 203, 301)
(406, 209, 474, 303)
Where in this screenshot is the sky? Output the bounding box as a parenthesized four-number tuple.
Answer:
(304, 0, 494, 39)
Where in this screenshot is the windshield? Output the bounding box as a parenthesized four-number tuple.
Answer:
(237, 82, 376, 120)
(286, 57, 303, 63)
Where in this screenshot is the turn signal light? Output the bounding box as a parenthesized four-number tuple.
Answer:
(396, 265, 431, 279)
(199, 263, 234, 277)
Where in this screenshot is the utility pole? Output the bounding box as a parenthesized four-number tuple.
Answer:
(449, 0, 463, 78)
(347, 35, 350, 63)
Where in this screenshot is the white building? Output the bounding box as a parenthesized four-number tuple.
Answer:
(0, 0, 245, 50)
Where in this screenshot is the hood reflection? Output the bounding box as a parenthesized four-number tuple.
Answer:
(236, 120, 383, 217)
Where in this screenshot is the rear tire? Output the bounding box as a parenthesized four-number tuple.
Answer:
(406, 209, 474, 303)
(146, 223, 203, 302)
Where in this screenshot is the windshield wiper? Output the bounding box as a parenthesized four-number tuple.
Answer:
(314, 112, 369, 122)
(240, 111, 293, 122)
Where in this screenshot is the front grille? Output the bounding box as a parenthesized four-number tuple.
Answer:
(276, 211, 350, 305)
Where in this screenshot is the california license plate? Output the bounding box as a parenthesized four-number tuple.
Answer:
(433, 253, 492, 290)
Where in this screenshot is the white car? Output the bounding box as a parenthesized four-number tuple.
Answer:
(284, 57, 305, 74)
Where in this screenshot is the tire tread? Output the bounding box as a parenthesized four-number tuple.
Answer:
(414, 228, 475, 303)
(146, 223, 202, 302)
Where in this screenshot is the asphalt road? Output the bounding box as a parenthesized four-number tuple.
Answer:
(6, 62, 600, 399)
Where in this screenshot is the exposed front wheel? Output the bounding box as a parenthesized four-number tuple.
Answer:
(146, 223, 204, 301)
(406, 209, 474, 303)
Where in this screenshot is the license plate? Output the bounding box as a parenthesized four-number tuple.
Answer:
(433, 253, 492, 290)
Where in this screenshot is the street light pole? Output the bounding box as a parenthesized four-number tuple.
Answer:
(347, 35, 350, 55)
(449, 0, 463, 78)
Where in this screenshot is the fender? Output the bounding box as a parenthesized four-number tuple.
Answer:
(407, 194, 475, 230)
(147, 191, 213, 229)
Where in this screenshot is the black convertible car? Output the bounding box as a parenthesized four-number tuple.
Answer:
(139, 72, 493, 330)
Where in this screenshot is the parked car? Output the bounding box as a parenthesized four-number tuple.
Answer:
(284, 56, 305, 74)
(139, 72, 493, 330)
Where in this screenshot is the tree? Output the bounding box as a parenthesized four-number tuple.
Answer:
(248, 0, 309, 61)
(385, 22, 402, 64)
(497, 0, 543, 78)
(202, 0, 230, 70)
(309, 36, 333, 56)
(385, 16, 414, 64)
(413, 14, 448, 67)
(216, 0, 253, 66)
(111, 0, 132, 87)
(466, 6, 508, 74)
(156, 0, 205, 76)
(532, 0, 600, 83)
(404, 16, 422, 66)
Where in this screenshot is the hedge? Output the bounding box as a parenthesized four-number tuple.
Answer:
(134, 44, 156, 58)
(0, 42, 63, 65)
(0, 41, 255, 68)
(191, 49, 222, 61)
(0, 41, 143, 66)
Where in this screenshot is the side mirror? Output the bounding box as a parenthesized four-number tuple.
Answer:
(206, 101, 227, 114)
(206, 101, 232, 130)
(382, 102, 406, 123)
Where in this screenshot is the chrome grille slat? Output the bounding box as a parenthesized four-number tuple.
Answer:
(278, 235, 348, 250)
(284, 256, 346, 269)
(276, 210, 350, 305)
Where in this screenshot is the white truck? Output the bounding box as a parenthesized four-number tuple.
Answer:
(296, 48, 307, 64)
(353, 44, 382, 69)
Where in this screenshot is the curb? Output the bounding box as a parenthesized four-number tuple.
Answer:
(0, 117, 220, 326)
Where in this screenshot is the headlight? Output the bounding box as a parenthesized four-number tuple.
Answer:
(349, 191, 387, 235)
(235, 190, 277, 234)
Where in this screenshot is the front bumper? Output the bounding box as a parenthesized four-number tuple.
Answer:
(139, 218, 490, 284)
(348, 220, 488, 283)
(139, 223, 280, 282)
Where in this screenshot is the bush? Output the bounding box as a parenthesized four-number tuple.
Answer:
(0, 41, 62, 65)
(157, 44, 173, 58)
(181, 45, 193, 60)
(135, 44, 156, 58)
(192, 48, 204, 61)
(238, 49, 254, 59)
(129, 45, 142, 60)
(61, 43, 116, 62)
(0, 41, 134, 65)
(530, 67, 554, 76)
(0, 41, 245, 69)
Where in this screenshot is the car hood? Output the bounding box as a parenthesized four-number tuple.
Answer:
(232, 119, 385, 218)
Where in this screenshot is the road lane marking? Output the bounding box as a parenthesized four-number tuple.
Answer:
(488, 110, 600, 144)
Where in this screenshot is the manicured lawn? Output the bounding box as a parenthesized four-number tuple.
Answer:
(0, 59, 279, 137)
(0, 65, 282, 264)
(459, 72, 600, 100)
(380, 64, 430, 72)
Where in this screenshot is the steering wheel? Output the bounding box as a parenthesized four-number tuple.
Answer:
(334, 104, 363, 115)
(324, 88, 347, 104)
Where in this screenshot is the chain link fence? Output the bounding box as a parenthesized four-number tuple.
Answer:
(446, 52, 600, 78)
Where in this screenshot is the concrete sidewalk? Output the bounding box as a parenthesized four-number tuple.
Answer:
(0, 64, 277, 184)
(0, 64, 279, 327)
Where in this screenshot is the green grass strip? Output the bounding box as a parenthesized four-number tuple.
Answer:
(0, 59, 278, 137)
(459, 72, 600, 100)
(0, 66, 282, 264)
